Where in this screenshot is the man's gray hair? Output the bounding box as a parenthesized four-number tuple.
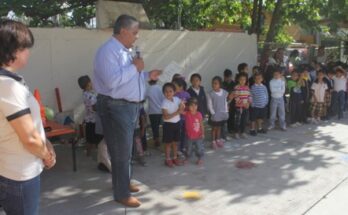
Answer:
(113, 14, 138, 35)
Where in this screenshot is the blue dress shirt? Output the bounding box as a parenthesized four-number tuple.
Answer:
(93, 37, 148, 102)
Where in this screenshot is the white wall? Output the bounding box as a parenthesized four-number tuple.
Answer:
(20, 28, 257, 111)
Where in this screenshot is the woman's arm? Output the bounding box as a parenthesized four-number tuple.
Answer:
(44, 139, 56, 169)
(9, 114, 51, 160)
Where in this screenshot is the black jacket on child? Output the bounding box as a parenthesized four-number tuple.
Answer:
(187, 86, 208, 117)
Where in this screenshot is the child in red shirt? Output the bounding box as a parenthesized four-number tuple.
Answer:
(184, 98, 205, 165)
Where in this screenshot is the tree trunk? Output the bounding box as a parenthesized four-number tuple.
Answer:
(260, 0, 283, 70)
(256, 0, 263, 40)
(249, 0, 259, 34)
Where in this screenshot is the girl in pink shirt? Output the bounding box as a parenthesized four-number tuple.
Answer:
(184, 98, 204, 165)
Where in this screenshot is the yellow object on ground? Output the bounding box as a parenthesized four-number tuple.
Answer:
(182, 191, 202, 200)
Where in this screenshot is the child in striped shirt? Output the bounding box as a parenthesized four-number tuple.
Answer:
(233, 73, 252, 139)
(249, 73, 269, 136)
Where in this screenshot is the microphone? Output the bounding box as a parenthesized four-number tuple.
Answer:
(135, 46, 141, 58)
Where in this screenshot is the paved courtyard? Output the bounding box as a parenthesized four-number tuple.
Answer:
(3, 119, 348, 215)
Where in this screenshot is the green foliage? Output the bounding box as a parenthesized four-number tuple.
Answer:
(143, 0, 252, 30)
(0, 0, 96, 27)
(274, 28, 294, 46)
(1, 0, 347, 43)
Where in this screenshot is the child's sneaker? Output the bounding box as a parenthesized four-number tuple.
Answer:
(211, 140, 218, 149)
(280, 127, 287, 131)
(268, 126, 275, 130)
(249, 130, 257, 136)
(233, 133, 240, 139)
(172, 158, 184, 166)
(217, 139, 224, 148)
(165, 159, 174, 168)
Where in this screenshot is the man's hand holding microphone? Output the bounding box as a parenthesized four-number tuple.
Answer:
(133, 46, 161, 81)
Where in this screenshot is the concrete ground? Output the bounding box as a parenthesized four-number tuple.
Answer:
(2, 118, 348, 215)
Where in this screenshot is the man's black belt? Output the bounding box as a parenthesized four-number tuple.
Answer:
(115, 99, 145, 104)
(98, 94, 144, 104)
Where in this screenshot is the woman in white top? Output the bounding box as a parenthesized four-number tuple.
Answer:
(0, 19, 56, 215)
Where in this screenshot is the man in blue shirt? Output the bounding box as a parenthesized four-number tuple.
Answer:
(93, 14, 161, 208)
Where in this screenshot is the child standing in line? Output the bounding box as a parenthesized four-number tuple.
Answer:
(249, 73, 268, 136)
(222, 69, 236, 135)
(237, 63, 249, 76)
(184, 98, 205, 165)
(249, 66, 261, 87)
(187, 73, 208, 117)
(172, 78, 191, 155)
(332, 66, 347, 119)
(78, 75, 103, 156)
(233, 73, 252, 139)
(269, 69, 287, 131)
(311, 70, 328, 123)
(161, 83, 185, 168)
(287, 71, 304, 127)
(299, 67, 311, 123)
(207, 76, 230, 149)
(326, 70, 335, 118)
(146, 80, 164, 148)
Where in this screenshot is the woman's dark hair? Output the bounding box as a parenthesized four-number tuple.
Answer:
(223, 69, 233, 77)
(0, 19, 34, 67)
(212, 76, 222, 86)
(172, 77, 187, 90)
(187, 97, 198, 106)
(162, 82, 175, 94)
(190, 73, 202, 82)
(77, 75, 91, 90)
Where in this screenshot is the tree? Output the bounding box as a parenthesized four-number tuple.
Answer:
(0, 0, 143, 27)
(1, 0, 346, 47)
(143, 0, 252, 30)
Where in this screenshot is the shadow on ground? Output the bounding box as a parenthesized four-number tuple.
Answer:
(35, 118, 348, 215)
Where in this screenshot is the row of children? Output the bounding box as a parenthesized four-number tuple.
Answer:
(146, 62, 348, 167)
(78, 61, 348, 169)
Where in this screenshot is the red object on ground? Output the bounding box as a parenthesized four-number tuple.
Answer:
(55, 87, 63, 113)
(33, 89, 47, 125)
(235, 160, 256, 169)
